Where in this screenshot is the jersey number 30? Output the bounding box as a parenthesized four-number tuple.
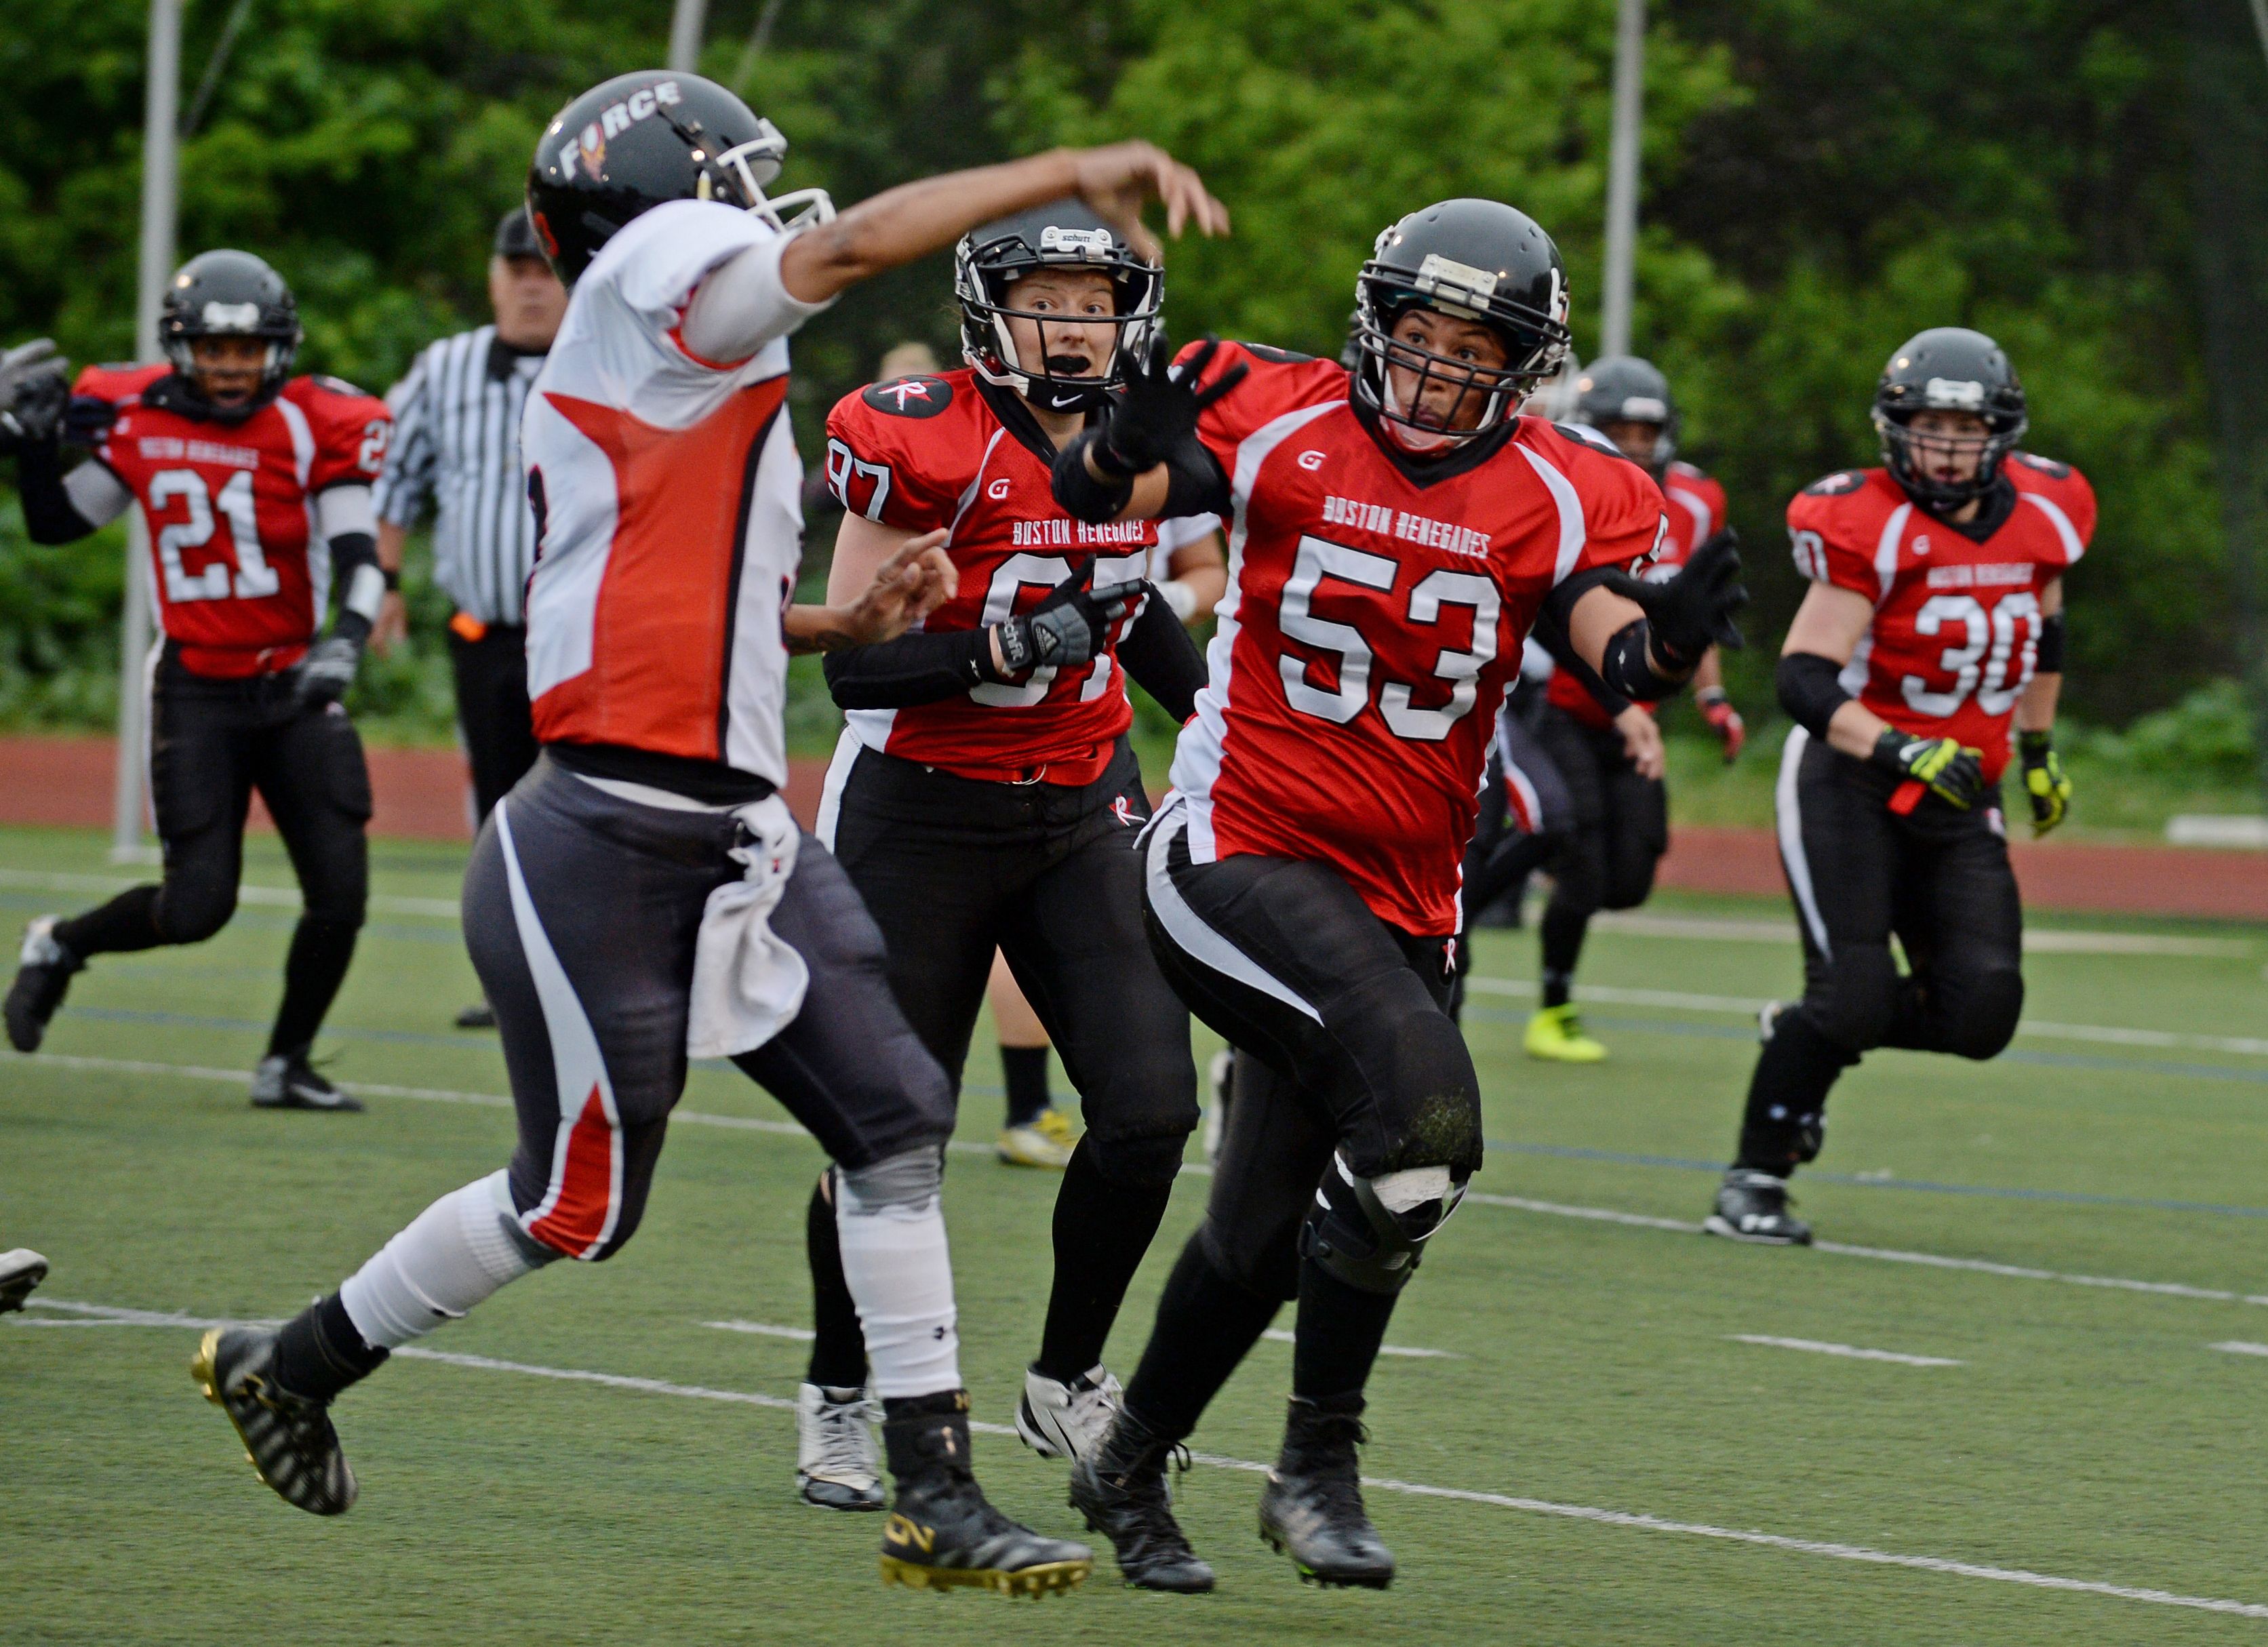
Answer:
(1904, 591, 2041, 717)
(1279, 536, 1499, 741)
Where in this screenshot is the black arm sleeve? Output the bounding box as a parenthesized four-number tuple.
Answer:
(1528, 604, 1628, 718)
(1052, 431, 1135, 523)
(15, 438, 98, 544)
(1115, 585, 1209, 723)
(1050, 428, 1230, 525)
(822, 627, 999, 710)
(1156, 432, 1231, 520)
(1776, 650, 1853, 738)
(2034, 610, 2065, 673)
(1597, 619, 1690, 703)
(326, 530, 380, 644)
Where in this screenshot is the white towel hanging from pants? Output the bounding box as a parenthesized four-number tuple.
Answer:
(686, 794, 810, 1059)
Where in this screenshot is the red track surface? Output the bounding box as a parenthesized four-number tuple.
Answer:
(3, 736, 2261, 921)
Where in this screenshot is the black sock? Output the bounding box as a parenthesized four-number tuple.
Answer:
(1540, 966, 1574, 1010)
(271, 1292, 389, 1403)
(1034, 1138, 1172, 1383)
(1540, 903, 1587, 1006)
(1736, 1008, 1854, 1172)
(1290, 1258, 1399, 1406)
(266, 915, 359, 1059)
(53, 886, 165, 959)
(803, 1171, 869, 1389)
(1001, 1044, 1052, 1127)
(1121, 1233, 1282, 1442)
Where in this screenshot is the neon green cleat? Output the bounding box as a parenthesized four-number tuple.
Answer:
(997, 1106, 1080, 1169)
(1524, 1004, 1607, 1063)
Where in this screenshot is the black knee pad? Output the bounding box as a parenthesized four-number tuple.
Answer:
(154, 873, 236, 945)
(1083, 1129, 1191, 1192)
(1380, 1008, 1483, 1176)
(1810, 942, 1899, 1054)
(1299, 1154, 1468, 1296)
(1943, 966, 2024, 1060)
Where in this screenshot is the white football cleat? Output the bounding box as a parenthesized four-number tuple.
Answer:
(0, 1248, 49, 1313)
(795, 1381, 883, 1511)
(1014, 1364, 1123, 1462)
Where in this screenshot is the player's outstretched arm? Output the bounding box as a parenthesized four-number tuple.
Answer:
(787, 530, 957, 656)
(778, 144, 1227, 309)
(1051, 336, 1244, 525)
(1561, 528, 1747, 702)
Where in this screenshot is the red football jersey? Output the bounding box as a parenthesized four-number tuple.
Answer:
(824, 368, 1157, 784)
(1546, 456, 1728, 728)
(79, 363, 391, 677)
(1170, 342, 1668, 936)
(1789, 454, 2092, 781)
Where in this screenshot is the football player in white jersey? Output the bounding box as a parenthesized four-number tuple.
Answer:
(189, 70, 1225, 1599)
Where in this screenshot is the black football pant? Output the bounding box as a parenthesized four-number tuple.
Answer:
(447, 622, 539, 827)
(52, 660, 370, 1060)
(1736, 727, 2025, 1174)
(803, 734, 1197, 1385)
(1537, 704, 1667, 1002)
(1121, 798, 1481, 1436)
(462, 756, 953, 1260)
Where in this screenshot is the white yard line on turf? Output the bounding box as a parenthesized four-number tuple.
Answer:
(1585, 911, 2252, 958)
(22, 1052, 2268, 1311)
(702, 1319, 816, 1341)
(1730, 1334, 1962, 1368)
(1470, 1193, 2268, 1306)
(0, 867, 458, 919)
(1461, 977, 2268, 1060)
(2209, 1342, 2268, 1357)
(1258, 1328, 1456, 1360)
(16, 1296, 2267, 1623)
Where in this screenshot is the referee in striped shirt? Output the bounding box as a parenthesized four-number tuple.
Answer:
(373, 208, 565, 1027)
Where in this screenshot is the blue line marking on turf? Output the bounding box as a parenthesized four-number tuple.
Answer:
(58, 1005, 470, 1048)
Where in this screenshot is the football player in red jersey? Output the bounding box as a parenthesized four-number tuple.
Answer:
(1047, 199, 1748, 1591)
(182, 71, 1227, 1597)
(1705, 328, 2084, 1247)
(1524, 356, 1741, 1062)
(797, 203, 1210, 1506)
(2, 253, 391, 1111)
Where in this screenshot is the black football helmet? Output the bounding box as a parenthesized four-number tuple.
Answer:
(157, 250, 300, 418)
(527, 71, 833, 285)
(1872, 327, 2027, 511)
(954, 201, 1161, 413)
(1571, 355, 1677, 472)
(1350, 198, 1572, 442)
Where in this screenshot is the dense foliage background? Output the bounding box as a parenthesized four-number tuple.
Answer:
(0, 0, 2258, 791)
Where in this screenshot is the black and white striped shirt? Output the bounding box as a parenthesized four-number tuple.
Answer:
(374, 324, 544, 626)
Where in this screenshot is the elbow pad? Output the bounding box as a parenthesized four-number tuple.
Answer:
(1596, 620, 1686, 703)
(1776, 651, 1852, 738)
(2034, 611, 2065, 673)
(1051, 433, 1134, 524)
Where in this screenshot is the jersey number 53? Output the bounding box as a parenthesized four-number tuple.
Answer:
(1278, 536, 1500, 742)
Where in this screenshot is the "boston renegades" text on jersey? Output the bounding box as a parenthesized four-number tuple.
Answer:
(1789, 454, 2092, 782)
(824, 368, 1159, 785)
(1170, 342, 1667, 936)
(77, 363, 389, 678)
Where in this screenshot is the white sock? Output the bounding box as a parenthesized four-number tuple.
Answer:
(835, 1155, 961, 1400)
(340, 1170, 542, 1350)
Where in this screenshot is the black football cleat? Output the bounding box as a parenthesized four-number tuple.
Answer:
(250, 1053, 364, 1113)
(0, 1248, 49, 1313)
(877, 1392, 1092, 1598)
(5, 916, 81, 1054)
(191, 1326, 359, 1515)
(1705, 1168, 1814, 1244)
(1068, 1408, 1214, 1593)
(1257, 1397, 1394, 1589)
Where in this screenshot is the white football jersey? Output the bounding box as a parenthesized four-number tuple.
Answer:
(521, 198, 829, 787)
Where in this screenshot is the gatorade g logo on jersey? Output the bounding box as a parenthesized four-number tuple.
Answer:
(861, 374, 954, 418)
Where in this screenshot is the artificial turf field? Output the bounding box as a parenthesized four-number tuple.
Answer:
(5, 820, 2268, 1644)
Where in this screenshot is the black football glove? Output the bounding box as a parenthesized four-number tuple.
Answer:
(2018, 729, 2071, 836)
(0, 338, 70, 450)
(1092, 335, 1247, 479)
(993, 561, 1138, 675)
(1872, 728, 1985, 810)
(291, 635, 364, 710)
(1599, 528, 1747, 667)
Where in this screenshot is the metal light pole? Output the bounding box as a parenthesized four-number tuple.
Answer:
(1599, 0, 1644, 361)
(667, 0, 709, 73)
(113, 0, 180, 860)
